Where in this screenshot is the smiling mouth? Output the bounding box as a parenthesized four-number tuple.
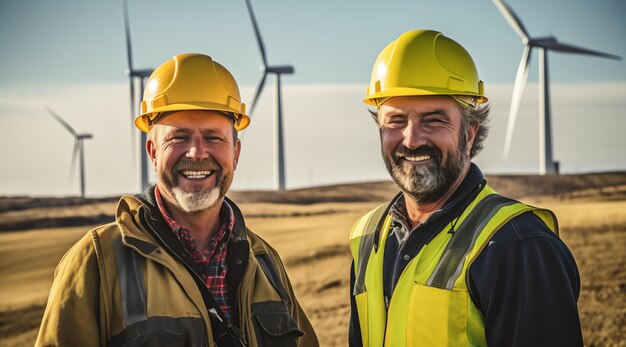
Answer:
(401, 155, 431, 162)
(180, 170, 214, 179)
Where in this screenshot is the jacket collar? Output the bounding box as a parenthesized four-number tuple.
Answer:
(373, 163, 486, 250)
(115, 186, 249, 255)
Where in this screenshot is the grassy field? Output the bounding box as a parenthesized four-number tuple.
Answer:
(1, 173, 625, 346)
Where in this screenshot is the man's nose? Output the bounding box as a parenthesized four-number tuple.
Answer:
(187, 137, 209, 161)
(402, 122, 427, 150)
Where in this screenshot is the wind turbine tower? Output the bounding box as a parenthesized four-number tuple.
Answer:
(47, 107, 93, 198)
(493, 0, 621, 175)
(245, 0, 295, 190)
(123, 0, 153, 191)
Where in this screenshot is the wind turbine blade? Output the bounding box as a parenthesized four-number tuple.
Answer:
(46, 107, 78, 137)
(503, 45, 532, 160)
(130, 77, 136, 136)
(250, 72, 268, 115)
(539, 41, 622, 60)
(129, 78, 137, 164)
(245, 0, 268, 67)
(493, 0, 530, 42)
(123, 0, 134, 71)
(69, 139, 80, 181)
(129, 78, 136, 122)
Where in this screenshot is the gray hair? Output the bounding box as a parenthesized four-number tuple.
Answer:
(456, 100, 490, 158)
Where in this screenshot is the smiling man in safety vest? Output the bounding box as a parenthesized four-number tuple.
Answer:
(36, 53, 318, 347)
(348, 30, 583, 346)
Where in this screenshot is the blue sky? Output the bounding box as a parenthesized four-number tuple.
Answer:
(1, 0, 625, 196)
(2, 0, 625, 86)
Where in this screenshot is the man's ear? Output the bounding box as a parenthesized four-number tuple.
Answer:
(465, 123, 480, 155)
(233, 138, 242, 170)
(146, 135, 157, 171)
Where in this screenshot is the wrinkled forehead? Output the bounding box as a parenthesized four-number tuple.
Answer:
(153, 110, 236, 128)
(379, 95, 461, 116)
(149, 110, 236, 140)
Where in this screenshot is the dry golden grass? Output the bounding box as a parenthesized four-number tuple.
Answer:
(1, 173, 625, 346)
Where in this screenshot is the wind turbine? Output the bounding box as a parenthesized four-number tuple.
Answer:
(245, 0, 295, 191)
(493, 0, 621, 175)
(123, 0, 153, 191)
(47, 107, 93, 198)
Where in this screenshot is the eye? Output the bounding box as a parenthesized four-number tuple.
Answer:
(169, 135, 189, 143)
(204, 136, 222, 142)
(424, 118, 445, 125)
(385, 116, 407, 126)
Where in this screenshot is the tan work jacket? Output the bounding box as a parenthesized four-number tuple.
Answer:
(36, 192, 318, 347)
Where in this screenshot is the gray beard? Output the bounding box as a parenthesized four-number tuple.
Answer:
(162, 157, 226, 214)
(392, 164, 444, 200)
(385, 141, 469, 204)
(171, 186, 221, 214)
(390, 154, 467, 204)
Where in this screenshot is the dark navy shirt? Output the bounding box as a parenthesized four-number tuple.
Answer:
(349, 164, 583, 347)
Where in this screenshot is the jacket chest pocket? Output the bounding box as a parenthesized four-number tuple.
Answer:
(251, 301, 304, 347)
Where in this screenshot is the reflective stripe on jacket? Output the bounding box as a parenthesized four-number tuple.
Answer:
(36, 192, 318, 347)
(349, 184, 558, 346)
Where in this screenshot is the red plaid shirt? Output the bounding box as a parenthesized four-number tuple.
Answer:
(155, 187, 234, 319)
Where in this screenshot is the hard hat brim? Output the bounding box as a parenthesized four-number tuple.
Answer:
(135, 102, 250, 133)
(364, 87, 488, 107)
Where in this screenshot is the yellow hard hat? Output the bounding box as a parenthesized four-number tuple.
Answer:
(364, 30, 487, 107)
(135, 53, 250, 132)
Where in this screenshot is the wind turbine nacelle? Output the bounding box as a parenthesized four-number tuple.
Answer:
(529, 37, 558, 47)
(267, 65, 295, 74)
(78, 134, 93, 140)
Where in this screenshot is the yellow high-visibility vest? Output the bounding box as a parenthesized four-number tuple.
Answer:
(349, 185, 558, 346)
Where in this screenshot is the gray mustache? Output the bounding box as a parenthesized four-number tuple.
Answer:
(174, 159, 219, 172)
(395, 145, 441, 160)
